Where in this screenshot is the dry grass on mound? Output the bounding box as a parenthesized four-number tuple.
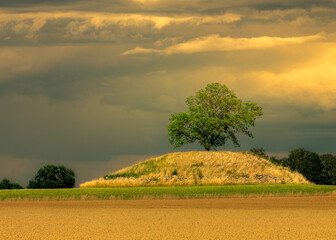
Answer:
(80, 151, 310, 188)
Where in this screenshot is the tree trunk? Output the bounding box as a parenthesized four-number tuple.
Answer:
(204, 146, 211, 151)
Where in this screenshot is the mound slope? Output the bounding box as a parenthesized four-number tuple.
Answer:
(80, 151, 310, 187)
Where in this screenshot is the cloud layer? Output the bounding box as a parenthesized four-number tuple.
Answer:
(123, 34, 322, 55)
(0, 0, 335, 185)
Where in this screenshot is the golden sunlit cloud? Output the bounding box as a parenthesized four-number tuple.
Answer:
(133, 0, 159, 3)
(123, 34, 322, 55)
(254, 48, 336, 111)
(183, 46, 336, 112)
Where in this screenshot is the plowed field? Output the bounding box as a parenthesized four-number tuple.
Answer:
(1, 196, 336, 239)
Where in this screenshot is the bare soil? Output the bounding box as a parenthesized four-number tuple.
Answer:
(1, 196, 336, 240)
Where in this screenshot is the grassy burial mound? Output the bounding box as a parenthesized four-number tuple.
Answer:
(80, 151, 310, 188)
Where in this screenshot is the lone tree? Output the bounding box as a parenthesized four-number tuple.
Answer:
(168, 83, 263, 151)
(27, 165, 75, 189)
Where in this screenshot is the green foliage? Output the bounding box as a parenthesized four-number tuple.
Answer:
(282, 148, 323, 184)
(0, 178, 23, 189)
(320, 154, 336, 185)
(196, 168, 203, 179)
(104, 173, 140, 180)
(249, 147, 284, 166)
(191, 168, 204, 184)
(266, 149, 335, 185)
(191, 162, 204, 168)
(250, 147, 268, 159)
(104, 157, 170, 180)
(27, 165, 75, 189)
(268, 156, 283, 166)
(171, 169, 178, 176)
(168, 83, 263, 151)
(128, 158, 165, 174)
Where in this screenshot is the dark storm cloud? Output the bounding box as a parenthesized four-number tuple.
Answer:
(249, 0, 336, 11)
(0, 0, 79, 8)
(0, 93, 171, 162)
(2, 0, 335, 14)
(0, 154, 153, 187)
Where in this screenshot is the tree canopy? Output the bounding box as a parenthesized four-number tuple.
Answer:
(168, 83, 263, 151)
(27, 165, 75, 189)
(319, 153, 336, 185)
(0, 178, 23, 189)
(281, 148, 325, 184)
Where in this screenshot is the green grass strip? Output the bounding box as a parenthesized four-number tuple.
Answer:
(0, 184, 335, 201)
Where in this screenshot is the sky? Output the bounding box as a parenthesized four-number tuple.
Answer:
(0, 0, 335, 187)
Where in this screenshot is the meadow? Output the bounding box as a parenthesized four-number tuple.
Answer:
(1, 184, 336, 201)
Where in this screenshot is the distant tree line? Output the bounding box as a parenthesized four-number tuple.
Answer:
(0, 178, 23, 189)
(250, 147, 336, 185)
(0, 165, 75, 190)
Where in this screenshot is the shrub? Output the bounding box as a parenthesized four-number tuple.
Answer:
(268, 156, 283, 166)
(196, 168, 203, 179)
(250, 147, 268, 159)
(104, 173, 140, 180)
(27, 165, 75, 189)
(283, 148, 323, 184)
(250, 147, 285, 166)
(0, 178, 23, 189)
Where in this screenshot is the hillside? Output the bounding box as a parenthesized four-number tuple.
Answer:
(80, 151, 310, 187)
